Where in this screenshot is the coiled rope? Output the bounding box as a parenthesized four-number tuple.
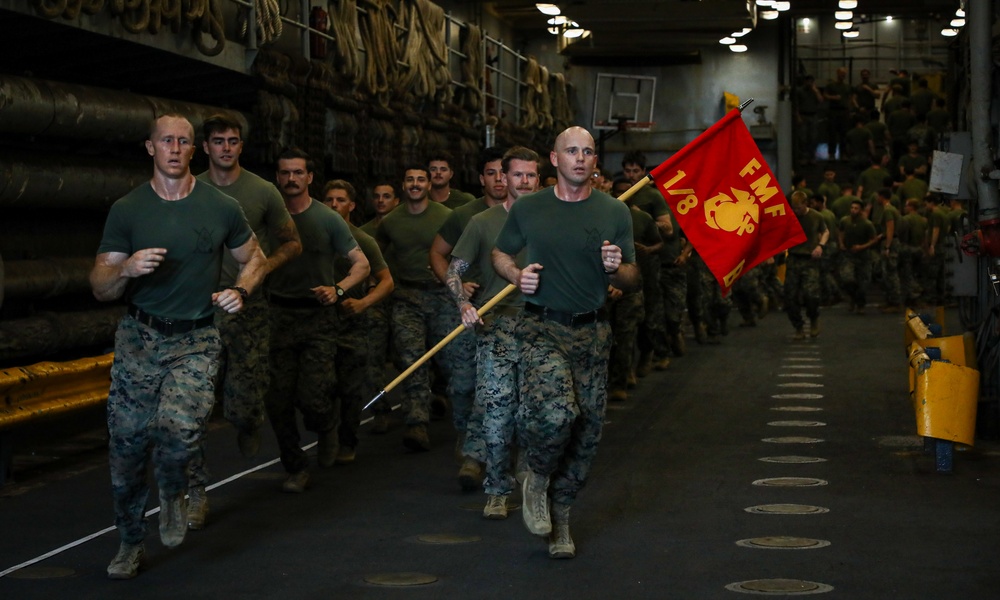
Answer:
(396, 0, 451, 104)
(327, 0, 361, 84)
(458, 23, 483, 112)
(357, 0, 397, 107)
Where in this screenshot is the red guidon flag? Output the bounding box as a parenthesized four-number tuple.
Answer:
(648, 109, 805, 295)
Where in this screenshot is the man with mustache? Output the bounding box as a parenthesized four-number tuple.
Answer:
(429, 151, 477, 209)
(266, 148, 370, 493)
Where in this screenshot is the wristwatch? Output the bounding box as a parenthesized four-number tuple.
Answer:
(227, 286, 249, 302)
(334, 284, 345, 298)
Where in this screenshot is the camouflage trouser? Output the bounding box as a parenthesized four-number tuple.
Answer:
(839, 251, 873, 307)
(697, 258, 731, 335)
(516, 310, 613, 506)
(189, 293, 269, 487)
(266, 305, 339, 474)
(336, 312, 374, 450)
(639, 261, 669, 358)
(108, 316, 220, 544)
(609, 291, 644, 390)
(898, 245, 924, 304)
(685, 260, 703, 329)
(818, 243, 841, 303)
(732, 267, 764, 323)
(758, 259, 784, 308)
(477, 311, 521, 496)
(368, 302, 392, 414)
(880, 241, 902, 306)
(658, 265, 688, 339)
(392, 287, 476, 437)
(783, 254, 821, 330)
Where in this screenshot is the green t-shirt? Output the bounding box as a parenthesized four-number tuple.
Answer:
(196, 169, 291, 286)
(269, 200, 359, 299)
(825, 80, 853, 111)
(929, 207, 951, 250)
(436, 197, 493, 284)
(830, 194, 860, 221)
(630, 205, 662, 290)
(899, 212, 928, 247)
(788, 208, 827, 256)
(845, 127, 873, 160)
(494, 187, 635, 314)
(887, 108, 916, 138)
(839, 216, 877, 248)
(872, 203, 901, 238)
(899, 178, 929, 203)
(866, 120, 889, 150)
(816, 181, 841, 203)
(440, 188, 477, 210)
(629, 185, 670, 220)
(898, 153, 928, 176)
(927, 108, 950, 134)
(452, 203, 523, 310)
(359, 218, 378, 238)
(911, 89, 936, 117)
(856, 167, 889, 203)
(376, 201, 452, 285)
(97, 180, 252, 320)
(335, 222, 388, 301)
(819, 209, 838, 249)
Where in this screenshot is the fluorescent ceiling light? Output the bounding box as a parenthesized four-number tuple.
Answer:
(950, 18, 966, 27)
(729, 44, 748, 52)
(956, 8, 965, 17)
(886, 15, 893, 21)
(941, 28, 959, 37)
(774, 2, 790, 11)
(835, 21, 853, 30)
(761, 10, 779, 20)
(732, 27, 752, 37)
(843, 29, 860, 38)
(563, 27, 585, 38)
(757, 0, 775, 6)
(838, 0, 858, 8)
(835, 11, 853, 20)
(547, 16, 568, 25)
(720, 36, 736, 44)
(536, 3, 560, 16)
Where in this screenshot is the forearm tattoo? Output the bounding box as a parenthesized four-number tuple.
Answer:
(446, 258, 471, 308)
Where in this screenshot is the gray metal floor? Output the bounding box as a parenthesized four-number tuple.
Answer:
(2, 303, 999, 599)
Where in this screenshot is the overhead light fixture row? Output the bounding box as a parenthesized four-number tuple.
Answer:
(761, 10, 779, 20)
(843, 29, 860, 38)
(835, 11, 853, 20)
(536, 3, 560, 16)
(838, 0, 857, 8)
(835, 21, 853, 30)
(730, 44, 748, 53)
(941, 28, 959, 37)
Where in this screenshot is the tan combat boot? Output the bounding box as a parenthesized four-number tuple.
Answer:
(548, 502, 576, 559)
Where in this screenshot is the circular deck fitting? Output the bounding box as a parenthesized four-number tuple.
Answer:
(876, 435, 922, 448)
(725, 578, 834, 594)
(364, 572, 438, 587)
(412, 533, 481, 545)
(772, 393, 824, 400)
(744, 503, 830, 515)
(767, 420, 826, 427)
(753, 476, 828, 487)
(736, 536, 831, 550)
(778, 373, 824, 378)
(777, 383, 824, 388)
(771, 407, 824, 412)
(5, 566, 78, 579)
(784, 357, 821, 361)
(762, 436, 825, 444)
(758, 456, 827, 464)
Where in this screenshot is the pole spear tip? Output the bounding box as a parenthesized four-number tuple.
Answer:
(738, 98, 755, 113)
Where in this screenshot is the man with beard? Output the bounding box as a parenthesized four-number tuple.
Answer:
(428, 152, 476, 209)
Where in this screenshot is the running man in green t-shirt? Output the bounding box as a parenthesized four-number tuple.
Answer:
(448, 146, 540, 521)
(92, 114, 268, 579)
(493, 126, 639, 560)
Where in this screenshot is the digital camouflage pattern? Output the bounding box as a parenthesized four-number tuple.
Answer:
(783, 255, 821, 329)
(609, 291, 644, 390)
(516, 312, 612, 506)
(108, 317, 221, 544)
(477, 312, 521, 496)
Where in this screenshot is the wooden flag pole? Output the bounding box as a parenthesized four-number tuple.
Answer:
(362, 282, 519, 411)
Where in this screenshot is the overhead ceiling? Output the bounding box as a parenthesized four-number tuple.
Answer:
(477, 0, 962, 65)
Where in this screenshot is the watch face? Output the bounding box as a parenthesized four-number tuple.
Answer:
(336, 286, 344, 296)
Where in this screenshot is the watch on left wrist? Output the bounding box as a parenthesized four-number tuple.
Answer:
(228, 286, 249, 302)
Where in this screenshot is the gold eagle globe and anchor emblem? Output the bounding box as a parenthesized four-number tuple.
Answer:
(703, 188, 759, 236)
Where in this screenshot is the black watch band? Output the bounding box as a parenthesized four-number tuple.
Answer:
(228, 286, 249, 301)
(334, 284, 345, 297)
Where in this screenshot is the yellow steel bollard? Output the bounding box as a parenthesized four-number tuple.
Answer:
(913, 360, 979, 447)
